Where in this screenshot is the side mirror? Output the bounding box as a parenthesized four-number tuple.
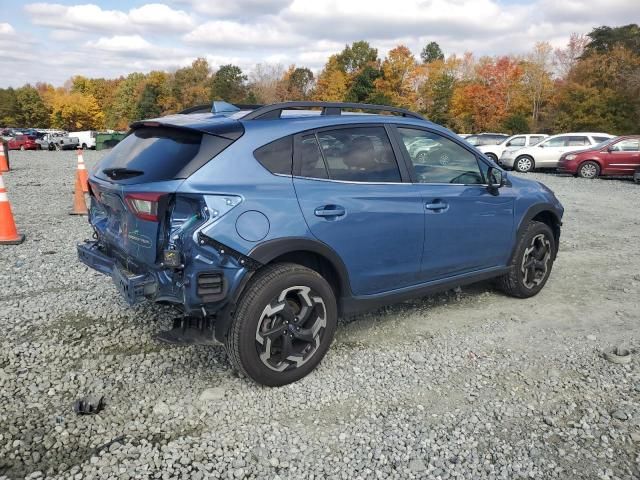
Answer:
(487, 167, 505, 194)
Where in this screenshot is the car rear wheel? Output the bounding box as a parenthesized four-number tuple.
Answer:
(514, 156, 534, 173)
(498, 221, 556, 298)
(225, 263, 337, 386)
(578, 161, 600, 179)
(485, 152, 498, 162)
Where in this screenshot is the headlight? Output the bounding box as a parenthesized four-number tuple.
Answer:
(565, 154, 576, 161)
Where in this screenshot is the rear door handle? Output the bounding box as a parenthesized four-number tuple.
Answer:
(314, 205, 346, 217)
(425, 202, 448, 211)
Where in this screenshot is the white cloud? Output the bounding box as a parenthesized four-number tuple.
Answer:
(129, 3, 193, 32)
(184, 20, 301, 48)
(176, 0, 292, 18)
(24, 2, 194, 34)
(0, 23, 16, 36)
(3, 0, 639, 88)
(87, 35, 152, 52)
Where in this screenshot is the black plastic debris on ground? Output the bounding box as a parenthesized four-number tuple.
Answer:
(154, 316, 216, 345)
(73, 394, 104, 415)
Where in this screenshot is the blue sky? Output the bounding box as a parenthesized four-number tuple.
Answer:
(0, 0, 638, 87)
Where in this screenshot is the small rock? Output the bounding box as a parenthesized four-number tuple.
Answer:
(586, 334, 597, 341)
(199, 387, 226, 402)
(543, 416, 557, 427)
(152, 402, 170, 416)
(612, 410, 628, 421)
(269, 457, 279, 467)
(409, 458, 427, 472)
(409, 352, 426, 364)
(630, 432, 640, 442)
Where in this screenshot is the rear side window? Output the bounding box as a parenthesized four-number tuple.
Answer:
(254, 136, 293, 175)
(298, 127, 401, 183)
(529, 136, 545, 145)
(95, 127, 232, 184)
(593, 136, 611, 143)
(567, 136, 589, 146)
(545, 136, 568, 147)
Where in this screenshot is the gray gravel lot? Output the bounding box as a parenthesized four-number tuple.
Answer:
(0, 150, 639, 480)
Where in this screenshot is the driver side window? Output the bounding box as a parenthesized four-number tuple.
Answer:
(397, 128, 484, 184)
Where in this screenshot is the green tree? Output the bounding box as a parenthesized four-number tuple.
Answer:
(0, 88, 19, 125)
(420, 42, 444, 63)
(337, 41, 378, 73)
(110, 72, 145, 129)
(171, 58, 212, 109)
(344, 65, 382, 103)
(15, 85, 49, 127)
(136, 83, 162, 120)
(502, 113, 529, 134)
(583, 24, 640, 57)
(211, 64, 247, 103)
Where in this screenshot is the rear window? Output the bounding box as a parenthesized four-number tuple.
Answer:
(95, 127, 232, 184)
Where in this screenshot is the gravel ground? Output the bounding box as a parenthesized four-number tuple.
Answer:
(0, 150, 639, 480)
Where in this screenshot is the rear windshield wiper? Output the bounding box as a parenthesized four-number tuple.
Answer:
(102, 168, 144, 180)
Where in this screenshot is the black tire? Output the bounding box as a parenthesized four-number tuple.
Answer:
(577, 160, 600, 179)
(225, 263, 337, 386)
(485, 152, 498, 162)
(498, 221, 556, 298)
(82, 143, 87, 150)
(514, 155, 534, 173)
(634, 169, 640, 184)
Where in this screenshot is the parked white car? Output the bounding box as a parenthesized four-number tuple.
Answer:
(500, 132, 614, 172)
(478, 134, 548, 163)
(69, 130, 97, 150)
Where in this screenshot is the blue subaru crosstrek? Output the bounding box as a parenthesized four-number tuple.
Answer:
(78, 101, 564, 386)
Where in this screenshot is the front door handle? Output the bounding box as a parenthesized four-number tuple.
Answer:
(314, 205, 346, 217)
(425, 202, 448, 211)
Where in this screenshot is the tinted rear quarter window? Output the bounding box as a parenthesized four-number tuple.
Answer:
(254, 136, 293, 175)
(567, 136, 589, 146)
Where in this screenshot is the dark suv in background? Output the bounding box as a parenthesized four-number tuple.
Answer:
(78, 101, 564, 386)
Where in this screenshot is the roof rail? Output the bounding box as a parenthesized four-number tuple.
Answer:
(241, 101, 425, 120)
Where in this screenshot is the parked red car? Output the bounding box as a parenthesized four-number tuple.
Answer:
(7, 134, 39, 151)
(558, 135, 640, 178)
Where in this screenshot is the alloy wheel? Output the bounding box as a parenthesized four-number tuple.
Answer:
(521, 233, 551, 289)
(517, 157, 532, 172)
(580, 163, 598, 178)
(255, 285, 327, 372)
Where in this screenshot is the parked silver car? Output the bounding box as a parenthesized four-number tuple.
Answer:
(477, 134, 548, 163)
(500, 132, 613, 172)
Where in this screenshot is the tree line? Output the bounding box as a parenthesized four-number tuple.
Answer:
(0, 24, 638, 134)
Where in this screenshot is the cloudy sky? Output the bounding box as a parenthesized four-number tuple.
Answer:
(0, 0, 638, 87)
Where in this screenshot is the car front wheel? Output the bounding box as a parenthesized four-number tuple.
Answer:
(578, 161, 600, 179)
(514, 156, 534, 173)
(225, 263, 337, 386)
(498, 221, 556, 298)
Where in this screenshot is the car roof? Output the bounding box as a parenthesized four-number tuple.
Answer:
(133, 110, 447, 144)
(546, 132, 613, 137)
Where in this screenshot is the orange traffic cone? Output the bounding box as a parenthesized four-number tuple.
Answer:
(70, 175, 88, 216)
(0, 172, 25, 244)
(0, 143, 9, 173)
(76, 148, 88, 193)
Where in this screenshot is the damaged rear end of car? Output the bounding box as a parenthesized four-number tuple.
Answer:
(77, 114, 250, 317)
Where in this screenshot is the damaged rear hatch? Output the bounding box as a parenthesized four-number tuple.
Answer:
(79, 115, 243, 302)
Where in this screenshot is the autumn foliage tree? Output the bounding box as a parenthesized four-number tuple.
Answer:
(0, 25, 638, 135)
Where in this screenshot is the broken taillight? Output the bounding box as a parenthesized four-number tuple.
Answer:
(125, 192, 164, 221)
